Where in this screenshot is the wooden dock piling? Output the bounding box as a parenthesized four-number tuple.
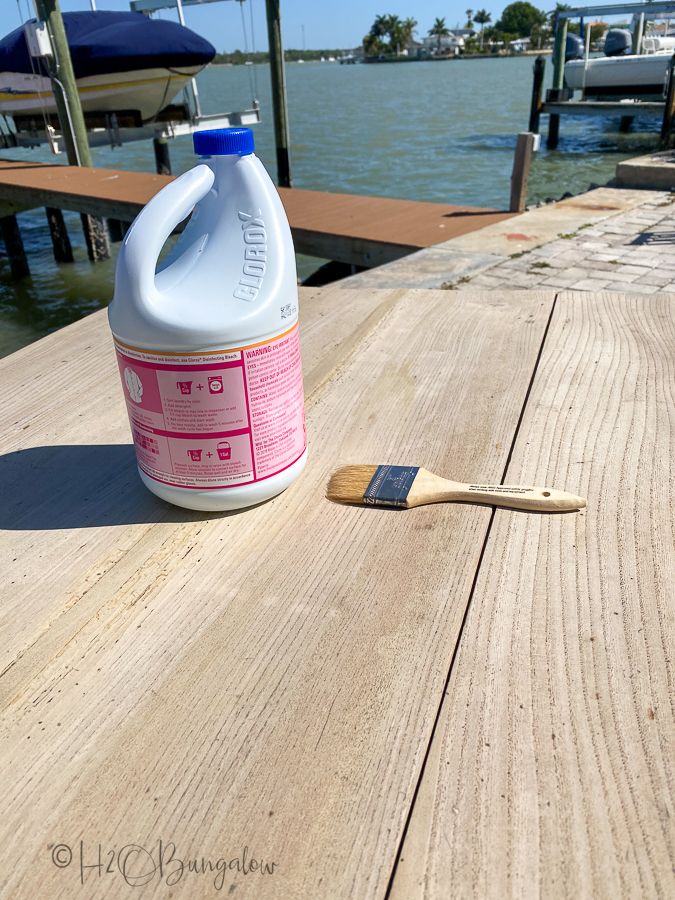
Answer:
(80, 213, 110, 261)
(0, 214, 30, 279)
(550, 15, 569, 94)
(153, 137, 172, 176)
(34, 0, 110, 262)
(529, 56, 546, 134)
(510, 133, 536, 213)
(45, 207, 73, 263)
(106, 219, 130, 243)
(265, 0, 292, 187)
(547, 15, 569, 148)
(547, 112, 560, 150)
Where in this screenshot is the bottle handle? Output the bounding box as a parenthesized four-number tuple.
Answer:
(117, 164, 215, 305)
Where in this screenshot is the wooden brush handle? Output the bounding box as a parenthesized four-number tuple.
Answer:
(443, 481, 585, 512)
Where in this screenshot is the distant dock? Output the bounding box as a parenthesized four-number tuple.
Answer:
(532, 1, 675, 149)
(0, 158, 514, 275)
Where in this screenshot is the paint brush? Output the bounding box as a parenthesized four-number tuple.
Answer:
(326, 465, 586, 513)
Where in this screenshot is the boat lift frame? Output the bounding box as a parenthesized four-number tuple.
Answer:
(529, 1, 675, 149)
(131, 0, 293, 186)
(0, 0, 261, 171)
(1, 104, 261, 156)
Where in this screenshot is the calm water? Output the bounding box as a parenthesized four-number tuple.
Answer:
(0, 56, 663, 356)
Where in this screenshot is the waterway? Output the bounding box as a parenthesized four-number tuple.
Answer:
(0, 56, 663, 355)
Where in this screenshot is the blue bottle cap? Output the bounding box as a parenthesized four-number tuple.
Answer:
(193, 127, 254, 157)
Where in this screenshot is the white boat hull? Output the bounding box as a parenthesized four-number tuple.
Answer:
(0, 66, 202, 122)
(565, 53, 671, 99)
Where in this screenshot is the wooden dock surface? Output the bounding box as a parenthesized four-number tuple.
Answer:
(0, 158, 513, 267)
(0, 287, 672, 898)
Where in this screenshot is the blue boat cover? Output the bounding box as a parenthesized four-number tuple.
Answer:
(0, 11, 215, 78)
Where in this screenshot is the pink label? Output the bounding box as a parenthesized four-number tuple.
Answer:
(114, 324, 306, 491)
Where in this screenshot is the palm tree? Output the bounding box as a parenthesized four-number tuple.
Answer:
(362, 31, 383, 56)
(365, 14, 403, 56)
(474, 8, 492, 49)
(386, 14, 404, 54)
(428, 16, 450, 53)
(402, 17, 418, 45)
(391, 17, 418, 55)
(465, 9, 474, 29)
(364, 15, 388, 57)
(371, 14, 389, 38)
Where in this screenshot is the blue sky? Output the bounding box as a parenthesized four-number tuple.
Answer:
(2, 1, 523, 52)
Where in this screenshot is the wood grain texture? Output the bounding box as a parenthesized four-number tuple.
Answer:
(390, 292, 675, 899)
(0, 286, 399, 696)
(0, 290, 553, 899)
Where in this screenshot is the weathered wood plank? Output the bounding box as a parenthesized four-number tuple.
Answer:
(0, 286, 400, 693)
(0, 290, 554, 899)
(390, 292, 675, 899)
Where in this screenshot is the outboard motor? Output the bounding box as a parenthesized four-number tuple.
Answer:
(565, 33, 585, 61)
(604, 28, 632, 57)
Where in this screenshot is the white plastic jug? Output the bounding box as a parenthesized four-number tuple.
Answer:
(108, 127, 307, 511)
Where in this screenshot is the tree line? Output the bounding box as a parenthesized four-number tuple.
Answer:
(211, 2, 586, 65)
(212, 48, 345, 65)
(362, 3, 557, 57)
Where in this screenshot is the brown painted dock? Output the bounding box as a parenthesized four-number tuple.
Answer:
(0, 158, 513, 268)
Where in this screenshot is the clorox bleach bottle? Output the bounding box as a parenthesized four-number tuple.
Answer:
(108, 127, 307, 511)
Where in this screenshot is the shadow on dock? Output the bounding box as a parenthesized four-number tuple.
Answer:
(631, 230, 675, 245)
(0, 444, 220, 529)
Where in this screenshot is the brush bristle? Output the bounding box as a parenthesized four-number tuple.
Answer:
(326, 465, 379, 505)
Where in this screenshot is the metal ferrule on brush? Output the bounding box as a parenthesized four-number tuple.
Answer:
(362, 465, 420, 508)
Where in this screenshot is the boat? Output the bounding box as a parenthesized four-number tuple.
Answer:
(565, 28, 675, 100)
(0, 10, 215, 124)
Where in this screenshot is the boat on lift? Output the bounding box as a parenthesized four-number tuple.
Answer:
(565, 27, 675, 100)
(0, 10, 215, 124)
